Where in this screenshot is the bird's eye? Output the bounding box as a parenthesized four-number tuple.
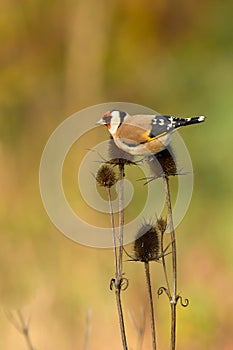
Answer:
(102, 115, 112, 129)
(103, 115, 112, 124)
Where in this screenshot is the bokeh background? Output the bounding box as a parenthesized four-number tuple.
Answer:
(1, 0, 233, 349)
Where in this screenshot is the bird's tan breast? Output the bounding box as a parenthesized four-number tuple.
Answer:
(115, 116, 152, 144)
(116, 126, 148, 144)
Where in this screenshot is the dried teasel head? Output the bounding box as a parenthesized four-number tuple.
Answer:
(133, 222, 161, 263)
(96, 164, 117, 188)
(156, 217, 167, 236)
(133, 217, 167, 262)
(149, 146, 177, 178)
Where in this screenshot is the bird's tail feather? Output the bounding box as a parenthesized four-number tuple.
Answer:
(173, 115, 206, 128)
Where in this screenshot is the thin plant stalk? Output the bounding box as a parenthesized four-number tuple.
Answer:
(163, 176, 177, 350)
(160, 230, 171, 299)
(129, 309, 146, 350)
(118, 163, 125, 277)
(106, 187, 118, 276)
(83, 308, 92, 350)
(116, 162, 128, 350)
(144, 261, 157, 350)
(115, 287, 128, 350)
(5, 310, 35, 350)
(105, 169, 128, 350)
(18, 311, 35, 350)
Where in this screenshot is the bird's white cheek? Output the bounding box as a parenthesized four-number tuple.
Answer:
(109, 122, 119, 135)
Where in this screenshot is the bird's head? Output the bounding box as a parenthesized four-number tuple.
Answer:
(96, 110, 128, 135)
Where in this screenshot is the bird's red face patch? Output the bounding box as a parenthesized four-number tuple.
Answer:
(103, 112, 112, 129)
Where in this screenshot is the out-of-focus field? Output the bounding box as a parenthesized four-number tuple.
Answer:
(1, 1, 233, 349)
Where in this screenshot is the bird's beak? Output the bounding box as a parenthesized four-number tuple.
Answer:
(95, 118, 105, 125)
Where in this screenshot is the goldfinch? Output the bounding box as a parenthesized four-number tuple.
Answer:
(96, 110, 206, 155)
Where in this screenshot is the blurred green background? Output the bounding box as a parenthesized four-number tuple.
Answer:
(1, 0, 233, 349)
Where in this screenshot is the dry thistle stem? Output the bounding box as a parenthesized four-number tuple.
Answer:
(96, 164, 117, 188)
(134, 223, 161, 263)
(96, 161, 128, 349)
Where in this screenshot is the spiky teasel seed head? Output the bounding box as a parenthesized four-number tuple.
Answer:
(133, 223, 161, 263)
(149, 146, 177, 178)
(96, 164, 117, 188)
(156, 217, 167, 236)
